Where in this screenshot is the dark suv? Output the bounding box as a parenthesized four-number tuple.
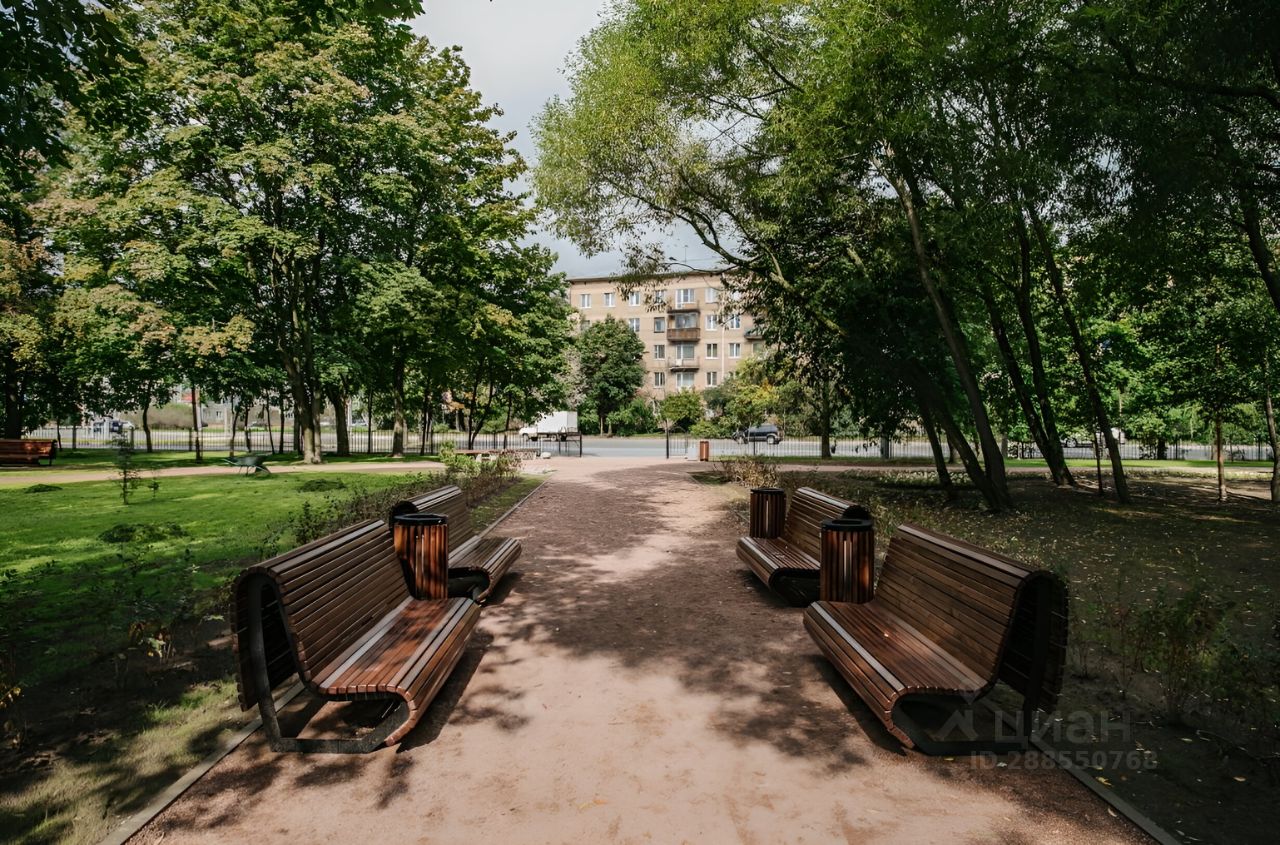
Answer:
(732, 423, 782, 445)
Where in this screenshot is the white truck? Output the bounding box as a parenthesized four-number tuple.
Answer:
(518, 411, 579, 442)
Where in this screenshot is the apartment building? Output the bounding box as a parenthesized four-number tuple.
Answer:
(568, 271, 766, 399)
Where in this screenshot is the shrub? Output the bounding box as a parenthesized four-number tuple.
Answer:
(715, 454, 780, 488)
(23, 484, 60, 494)
(98, 523, 187, 544)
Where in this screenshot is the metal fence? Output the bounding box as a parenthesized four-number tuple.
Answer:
(668, 433, 1275, 463)
(23, 425, 1275, 464)
(25, 426, 548, 455)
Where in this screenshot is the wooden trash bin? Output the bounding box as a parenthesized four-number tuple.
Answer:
(392, 513, 449, 600)
(820, 517, 875, 603)
(749, 487, 786, 538)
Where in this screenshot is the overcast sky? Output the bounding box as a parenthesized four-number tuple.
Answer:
(410, 1, 722, 279)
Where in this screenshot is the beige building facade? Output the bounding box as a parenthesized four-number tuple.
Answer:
(567, 271, 766, 400)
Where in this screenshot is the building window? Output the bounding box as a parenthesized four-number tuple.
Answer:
(653, 344, 665, 359)
(728, 342, 742, 358)
(677, 288, 695, 305)
(603, 292, 616, 307)
(579, 319, 591, 332)
(706, 287, 719, 303)
(726, 314, 741, 329)
(652, 290, 666, 304)
(628, 317, 640, 332)
(653, 316, 666, 332)
(706, 343, 719, 359)
(628, 290, 641, 306)
(706, 371, 719, 387)
(675, 343, 695, 360)
(674, 312, 697, 329)
(705, 313, 718, 330)
(579, 293, 591, 308)
(653, 371, 666, 387)
(752, 341, 763, 355)
(676, 372, 696, 389)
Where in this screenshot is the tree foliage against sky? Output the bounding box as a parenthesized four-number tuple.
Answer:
(3, 0, 572, 459)
(534, 0, 1280, 507)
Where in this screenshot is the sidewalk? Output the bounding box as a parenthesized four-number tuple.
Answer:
(128, 458, 1146, 844)
(0, 459, 447, 488)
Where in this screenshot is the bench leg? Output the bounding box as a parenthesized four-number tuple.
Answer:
(247, 583, 409, 753)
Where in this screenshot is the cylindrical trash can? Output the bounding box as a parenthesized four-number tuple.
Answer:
(749, 487, 786, 538)
(820, 517, 875, 603)
(392, 512, 449, 600)
(698, 439, 711, 461)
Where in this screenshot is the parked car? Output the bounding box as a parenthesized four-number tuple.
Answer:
(90, 418, 133, 435)
(732, 423, 782, 445)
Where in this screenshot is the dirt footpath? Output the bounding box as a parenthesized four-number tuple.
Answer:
(130, 458, 1146, 844)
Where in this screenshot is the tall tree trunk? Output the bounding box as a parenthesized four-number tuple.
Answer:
(1013, 218, 1074, 485)
(189, 382, 203, 461)
(265, 402, 276, 454)
(3, 357, 22, 438)
(1240, 193, 1280, 315)
(141, 396, 153, 453)
(278, 389, 286, 454)
(366, 389, 374, 455)
(391, 356, 407, 458)
(242, 403, 252, 452)
(1027, 205, 1129, 503)
(227, 396, 239, 458)
(326, 385, 350, 457)
(419, 384, 432, 457)
(883, 154, 1010, 509)
(980, 282, 1066, 484)
(919, 401, 956, 501)
(1262, 358, 1280, 502)
(1215, 411, 1226, 503)
(819, 377, 832, 459)
(908, 366, 1005, 510)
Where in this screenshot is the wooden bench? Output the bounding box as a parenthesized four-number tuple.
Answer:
(737, 486, 867, 605)
(804, 523, 1068, 753)
(389, 484, 521, 603)
(223, 453, 270, 474)
(0, 438, 57, 466)
(231, 519, 480, 752)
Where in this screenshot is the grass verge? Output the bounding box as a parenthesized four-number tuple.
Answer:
(0, 470, 543, 845)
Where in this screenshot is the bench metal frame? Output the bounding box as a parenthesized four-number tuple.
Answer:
(244, 576, 409, 753)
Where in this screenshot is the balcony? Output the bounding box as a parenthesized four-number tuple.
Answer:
(666, 327, 700, 343)
(667, 301, 700, 313)
(669, 356, 700, 371)
(744, 325, 765, 340)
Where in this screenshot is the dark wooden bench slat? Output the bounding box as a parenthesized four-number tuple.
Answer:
(231, 517, 480, 752)
(804, 520, 1069, 753)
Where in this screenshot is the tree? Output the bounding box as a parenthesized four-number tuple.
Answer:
(576, 317, 644, 435)
(661, 390, 704, 430)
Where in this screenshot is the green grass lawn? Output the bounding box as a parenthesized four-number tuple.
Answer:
(0, 470, 542, 845)
(0, 471, 417, 578)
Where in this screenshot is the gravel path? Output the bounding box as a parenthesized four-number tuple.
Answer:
(130, 458, 1147, 844)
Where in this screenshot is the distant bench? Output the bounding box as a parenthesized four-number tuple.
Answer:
(805, 523, 1068, 753)
(0, 438, 57, 467)
(232, 520, 479, 752)
(390, 484, 521, 603)
(223, 453, 270, 474)
(737, 486, 867, 605)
